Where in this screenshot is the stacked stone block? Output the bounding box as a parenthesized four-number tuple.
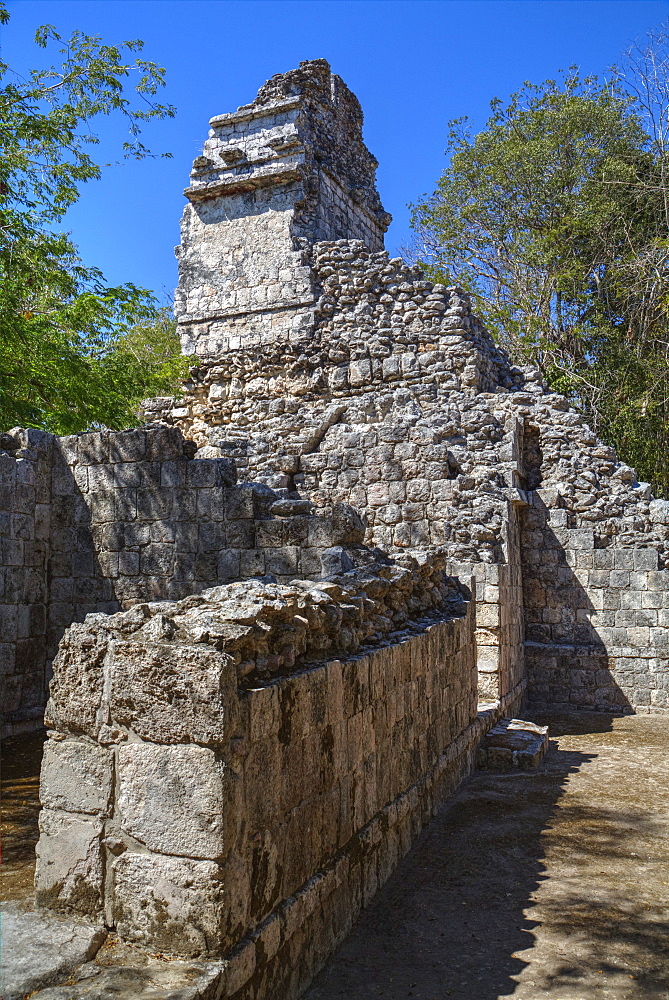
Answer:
(36, 579, 477, 997)
(523, 505, 669, 712)
(176, 59, 389, 360)
(146, 61, 669, 714)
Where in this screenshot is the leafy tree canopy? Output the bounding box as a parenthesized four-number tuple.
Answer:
(409, 37, 669, 496)
(0, 2, 189, 434)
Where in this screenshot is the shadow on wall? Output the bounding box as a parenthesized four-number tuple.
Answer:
(304, 713, 667, 1000)
(21, 427, 242, 733)
(522, 497, 634, 715)
(5, 424, 390, 735)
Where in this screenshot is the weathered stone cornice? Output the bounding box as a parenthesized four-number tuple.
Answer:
(184, 164, 301, 202)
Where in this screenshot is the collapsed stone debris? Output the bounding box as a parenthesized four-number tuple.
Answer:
(1, 58, 668, 1000)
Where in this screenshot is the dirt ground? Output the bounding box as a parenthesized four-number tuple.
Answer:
(2, 716, 668, 999)
(305, 713, 669, 1000)
(0, 729, 45, 902)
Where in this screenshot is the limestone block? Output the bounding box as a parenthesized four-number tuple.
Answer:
(20, 958, 225, 1000)
(112, 852, 225, 957)
(612, 549, 635, 570)
(40, 739, 113, 816)
(117, 743, 234, 859)
(649, 499, 669, 524)
(634, 548, 659, 571)
(44, 625, 109, 738)
(145, 426, 185, 462)
(78, 431, 109, 465)
(35, 808, 104, 915)
(320, 545, 354, 576)
(477, 604, 500, 628)
(477, 718, 549, 770)
(108, 640, 238, 744)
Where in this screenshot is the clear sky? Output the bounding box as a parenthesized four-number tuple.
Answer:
(4, 0, 669, 301)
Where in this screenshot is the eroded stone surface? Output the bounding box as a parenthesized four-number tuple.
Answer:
(112, 853, 225, 957)
(34, 809, 103, 914)
(477, 717, 549, 770)
(117, 743, 234, 858)
(108, 640, 238, 745)
(0, 901, 106, 1000)
(26, 962, 224, 1000)
(40, 739, 113, 816)
(19, 57, 669, 1000)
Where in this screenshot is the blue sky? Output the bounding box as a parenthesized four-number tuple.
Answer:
(4, 0, 669, 300)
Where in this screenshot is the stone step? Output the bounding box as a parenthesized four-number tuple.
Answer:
(476, 717, 549, 770)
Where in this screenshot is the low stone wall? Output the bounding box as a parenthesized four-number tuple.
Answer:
(36, 579, 476, 998)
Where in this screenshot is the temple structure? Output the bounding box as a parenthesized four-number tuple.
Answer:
(2, 59, 668, 1000)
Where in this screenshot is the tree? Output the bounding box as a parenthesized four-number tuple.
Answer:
(407, 61, 669, 494)
(0, 4, 189, 434)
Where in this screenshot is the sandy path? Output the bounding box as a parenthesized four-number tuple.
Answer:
(305, 713, 669, 1000)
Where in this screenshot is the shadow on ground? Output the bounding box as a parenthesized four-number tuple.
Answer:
(0, 729, 46, 901)
(305, 712, 669, 1000)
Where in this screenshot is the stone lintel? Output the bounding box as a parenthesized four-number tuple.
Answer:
(176, 296, 316, 328)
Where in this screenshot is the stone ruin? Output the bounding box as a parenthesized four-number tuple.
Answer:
(2, 58, 669, 1000)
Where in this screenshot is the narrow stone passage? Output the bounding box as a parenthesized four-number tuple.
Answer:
(0, 731, 45, 902)
(305, 713, 669, 1000)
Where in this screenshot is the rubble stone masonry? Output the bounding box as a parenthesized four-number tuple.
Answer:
(147, 59, 669, 715)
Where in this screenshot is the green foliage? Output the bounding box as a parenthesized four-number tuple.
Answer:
(0, 3, 189, 434)
(409, 58, 669, 495)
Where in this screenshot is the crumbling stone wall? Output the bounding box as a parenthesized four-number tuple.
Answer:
(36, 572, 479, 996)
(176, 59, 390, 360)
(29, 56, 669, 1000)
(0, 424, 395, 737)
(145, 237, 532, 702)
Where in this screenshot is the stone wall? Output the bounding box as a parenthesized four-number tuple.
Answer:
(523, 502, 669, 713)
(448, 499, 526, 705)
(0, 429, 52, 735)
(176, 59, 390, 360)
(10, 59, 669, 736)
(23, 56, 669, 1000)
(36, 575, 480, 997)
(0, 424, 402, 737)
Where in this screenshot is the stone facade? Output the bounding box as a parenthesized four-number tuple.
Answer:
(175, 59, 390, 360)
(1, 423, 420, 737)
(0, 429, 52, 735)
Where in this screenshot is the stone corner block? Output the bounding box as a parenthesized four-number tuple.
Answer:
(40, 739, 113, 816)
(108, 640, 238, 744)
(34, 808, 104, 917)
(112, 852, 225, 958)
